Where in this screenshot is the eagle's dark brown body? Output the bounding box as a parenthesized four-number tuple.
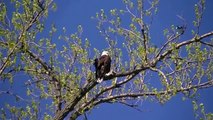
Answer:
(94, 51, 111, 83)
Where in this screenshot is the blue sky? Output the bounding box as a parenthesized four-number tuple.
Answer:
(1, 0, 213, 120)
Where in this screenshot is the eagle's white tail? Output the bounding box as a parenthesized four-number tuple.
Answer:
(97, 78, 103, 83)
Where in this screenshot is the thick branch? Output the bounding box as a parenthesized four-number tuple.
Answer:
(69, 73, 138, 120)
(104, 65, 150, 80)
(26, 49, 63, 112)
(53, 79, 96, 120)
(54, 66, 151, 120)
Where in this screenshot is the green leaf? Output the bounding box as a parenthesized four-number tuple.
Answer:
(51, 2, 57, 11)
(192, 101, 198, 111)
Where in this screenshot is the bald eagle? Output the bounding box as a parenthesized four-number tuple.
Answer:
(94, 51, 111, 83)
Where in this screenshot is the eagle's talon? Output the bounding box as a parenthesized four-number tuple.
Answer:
(105, 70, 113, 76)
(97, 78, 103, 83)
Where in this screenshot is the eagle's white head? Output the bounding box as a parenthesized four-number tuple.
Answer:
(101, 51, 109, 56)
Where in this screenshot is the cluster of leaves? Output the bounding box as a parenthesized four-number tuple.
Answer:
(0, 0, 213, 120)
(0, 0, 58, 119)
(192, 101, 213, 120)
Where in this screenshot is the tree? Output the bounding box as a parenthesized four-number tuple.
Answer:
(0, 0, 213, 120)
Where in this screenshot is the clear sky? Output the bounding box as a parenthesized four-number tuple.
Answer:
(1, 0, 213, 120)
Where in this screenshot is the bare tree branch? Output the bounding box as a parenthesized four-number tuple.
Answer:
(200, 41, 213, 47)
(150, 67, 169, 87)
(0, 90, 30, 102)
(94, 79, 213, 105)
(155, 31, 213, 63)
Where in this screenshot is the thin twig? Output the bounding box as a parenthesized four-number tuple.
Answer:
(94, 79, 213, 105)
(150, 67, 169, 87)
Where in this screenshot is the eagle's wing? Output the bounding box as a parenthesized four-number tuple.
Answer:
(93, 58, 98, 69)
(94, 55, 111, 82)
(103, 55, 111, 73)
(97, 55, 106, 68)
